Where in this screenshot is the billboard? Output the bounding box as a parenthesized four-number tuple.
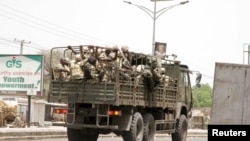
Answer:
(154, 42, 167, 59)
(0, 55, 44, 96)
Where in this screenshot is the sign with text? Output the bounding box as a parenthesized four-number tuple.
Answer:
(208, 124, 250, 140)
(0, 55, 44, 96)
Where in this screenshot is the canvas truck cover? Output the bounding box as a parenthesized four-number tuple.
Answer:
(210, 62, 250, 124)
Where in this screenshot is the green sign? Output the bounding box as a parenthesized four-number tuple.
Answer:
(0, 55, 44, 96)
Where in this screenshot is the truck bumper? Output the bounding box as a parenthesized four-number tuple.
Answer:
(65, 123, 119, 130)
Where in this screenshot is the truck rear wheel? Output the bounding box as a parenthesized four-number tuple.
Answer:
(122, 112, 144, 141)
(171, 115, 188, 141)
(143, 113, 155, 141)
(67, 128, 99, 141)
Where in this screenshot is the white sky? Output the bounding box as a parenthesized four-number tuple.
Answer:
(1, 0, 250, 87)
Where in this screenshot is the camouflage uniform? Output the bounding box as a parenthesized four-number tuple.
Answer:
(81, 47, 91, 66)
(134, 64, 145, 86)
(141, 59, 161, 92)
(109, 46, 119, 81)
(84, 56, 99, 82)
(55, 58, 70, 81)
(118, 46, 131, 80)
(160, 69, 170, 86)
(70, 54, 84, 80)
(98, 47, 114, 82)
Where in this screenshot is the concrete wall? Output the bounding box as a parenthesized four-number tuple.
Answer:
(211, 62, 250, 124)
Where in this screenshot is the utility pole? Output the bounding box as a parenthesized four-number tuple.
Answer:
(14, 38, 32, 128)
(14, 39, 31, 54)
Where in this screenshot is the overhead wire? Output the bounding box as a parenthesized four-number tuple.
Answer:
(0, 10, 89, 44)
(177, 56, 214, 80)
(0, 2, 214, 81)
(0, 38, 43, 52)
(0, 2, 116, 46)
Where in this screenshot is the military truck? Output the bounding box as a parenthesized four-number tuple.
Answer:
(48, 45, 200, 141)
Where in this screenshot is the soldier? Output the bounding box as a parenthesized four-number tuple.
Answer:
(98, 46, 114, 82)
(142, 58, 161, 92)
(109, 45, 118, 61)
(109, 45, 119, 81)
(55, 57, 70, 81)
(134, 64, 145, 86)
(160, 68, 170, 86)
(119, 46, 131, 70)
(84, 56, 99, 83)
(99, 46, 112, 60)
(70, 54, 84, 80)
(118, 46, 131, 81)
(80, 47, 91, 67)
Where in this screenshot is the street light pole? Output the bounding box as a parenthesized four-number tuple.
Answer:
(124, 0, 189, 55)
(152, 0, 157, 55)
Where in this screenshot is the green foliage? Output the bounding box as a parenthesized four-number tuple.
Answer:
(192, 83, 212, 107)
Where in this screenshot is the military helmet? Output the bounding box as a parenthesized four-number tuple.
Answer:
(88, 56, 96, 65)
(112, 45, 118, 51)
(82, 47, 89, 53)
(75, 54, 81, 61)
(105, 45, 112, 50)
(121, 46, 129, 52)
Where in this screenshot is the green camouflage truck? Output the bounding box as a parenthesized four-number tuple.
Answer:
(48, 45, 199, 141)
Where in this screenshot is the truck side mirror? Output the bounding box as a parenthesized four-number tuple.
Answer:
(195, 72, 202, 88)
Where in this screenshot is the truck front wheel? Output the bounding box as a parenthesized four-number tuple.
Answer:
(171, 115, 188, 141)
(122, 112, 144, 141)
(67, 128, 99, 141)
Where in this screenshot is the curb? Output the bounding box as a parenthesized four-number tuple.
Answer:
(0, 127, 207, 140)
(0, 127, 66, 141)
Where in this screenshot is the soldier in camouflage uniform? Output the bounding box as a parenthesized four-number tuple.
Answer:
(83, 56, 99, 83)
(142, 58, 161, 92)
(109, 46, 119, 81)
(70, 54, 84, 80)
(80, 47, 91, 66)
(160, 68, 171, 86)
(98, 46, 115, 82)
(55, 57, 70, 81)
(118, 46, 131, 81)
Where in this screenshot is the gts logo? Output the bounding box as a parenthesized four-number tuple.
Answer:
(6, 57, 22, 68)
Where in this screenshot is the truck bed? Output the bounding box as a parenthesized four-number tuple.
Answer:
(49, 79, 177, 109)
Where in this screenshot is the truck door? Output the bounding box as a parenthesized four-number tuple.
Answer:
(179, 70, 192, 110)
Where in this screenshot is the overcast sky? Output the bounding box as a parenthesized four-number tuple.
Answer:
(1, 0, 250, 86)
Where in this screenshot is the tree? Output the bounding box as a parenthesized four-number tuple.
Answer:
(192, 83, 212, 107)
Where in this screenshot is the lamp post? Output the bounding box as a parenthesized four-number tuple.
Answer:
(243, 43, 250, 64)
(124, 0, 189, 55)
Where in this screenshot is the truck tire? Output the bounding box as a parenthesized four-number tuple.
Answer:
(67, 128, 99, 141)
(122, 112, 144, 141)
(143, 113, 155, 141)
(171, 115, 188, 141)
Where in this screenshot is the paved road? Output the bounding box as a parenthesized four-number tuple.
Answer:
(17, 137, 207, 141)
